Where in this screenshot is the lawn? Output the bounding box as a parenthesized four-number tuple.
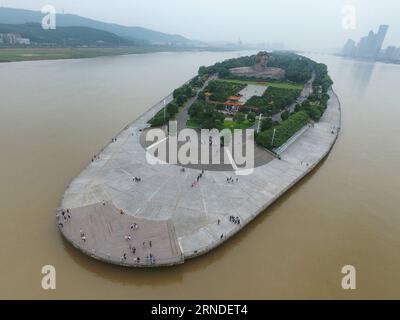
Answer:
(223, 119, 254, 130)
(216, 79, 303, 90)
(0, 46, 196, 63)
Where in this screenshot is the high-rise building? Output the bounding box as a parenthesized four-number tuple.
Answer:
(341, 25, 389, 60)
(374, 25, 389, 57)
(383, 46, 400, 61)
(341, 39, 356, 56)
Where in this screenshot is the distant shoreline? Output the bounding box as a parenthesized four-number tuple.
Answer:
(335, 53, 400, 65)
(0, 46, 237, 63)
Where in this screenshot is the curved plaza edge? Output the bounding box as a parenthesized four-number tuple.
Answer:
(58, 82, 342, 268)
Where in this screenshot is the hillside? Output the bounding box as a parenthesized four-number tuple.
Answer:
(0, 23, 139, 46)
(0, 7, 194, 45)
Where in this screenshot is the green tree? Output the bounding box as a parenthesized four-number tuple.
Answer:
(233, 112, 246, 123)
(261, 117, 274, 131)
(281, 110, 290, 121)
(148, 109, 170, 127)
(166, 102, 179, 115)
(176, 95, 188, 106)
(198, 66, 208, 76)
(247, 112, 256, 123)
(199, 105, 224, 130)
(256, 111, 310, 149)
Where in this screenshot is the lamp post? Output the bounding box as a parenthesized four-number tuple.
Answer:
(271, 128, 276, 147)
(163, 99, 166, 123)
(257, 113, 263, 134)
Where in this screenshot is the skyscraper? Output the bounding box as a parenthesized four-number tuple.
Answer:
(373, 25, 389, 57)
(341, 39, 356, 56)
(341, 25, 389, 60)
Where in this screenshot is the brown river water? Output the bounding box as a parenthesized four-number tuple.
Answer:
(0, 51, 399, 299)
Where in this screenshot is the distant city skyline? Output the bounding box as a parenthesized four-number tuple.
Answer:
(341, 24, 400, 62)
(342, 25, 389, 58)
(1, 0, 400, 51)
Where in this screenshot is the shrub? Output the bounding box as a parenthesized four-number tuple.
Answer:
(256, 111, 310, 149)
(281, 110, 290, 121)
(247, 112, 256, 123)
(233, 112, 246, 123)
(203, 80, 245, 102)
(261, 117, 274, 131)
(173, 84, 192, 99)
(188, 100, 224, 130)
(166, 101, 179, 115)
(176, 95, 188, 106)
(148, 109, 170, 127)
(245, 87, 301, 115)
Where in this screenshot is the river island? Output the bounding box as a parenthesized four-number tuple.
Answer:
(57, 51, 341, 267)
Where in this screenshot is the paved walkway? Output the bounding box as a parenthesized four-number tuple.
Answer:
(238, 84, 267, 104)
(176, 75, 217, 132)
(58, 202, 183, 267)
(60, 82, 341, 267)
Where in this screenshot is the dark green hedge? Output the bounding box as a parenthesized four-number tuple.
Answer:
(256, 111, 310, 149)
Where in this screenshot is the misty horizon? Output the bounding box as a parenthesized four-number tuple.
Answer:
(0, 0, 399, 52)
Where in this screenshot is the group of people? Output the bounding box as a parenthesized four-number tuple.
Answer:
(300, 161, 310, 167)
(129, 244, 136, 255)
(133, 177, 142, 182)
(191, 170, 205, 187)
(122, 223, 141, 254)
(79, 228, 87, 242)
(143, 240, 152, 248)
(226, 177, 239, 183)
(92, 137, 118, 164)
(130, 223, 139, 231)
(133, 257, 141, 263)
(56, 209, 71, 228)
(229, 215, 241, 225)
(120, 239, 155, 264)
(146, 253, 156, 264)
(123, 222, 140, 241)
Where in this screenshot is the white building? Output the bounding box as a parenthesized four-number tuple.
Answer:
(16, 38, 31, 45)
(0, 33, 30, 45)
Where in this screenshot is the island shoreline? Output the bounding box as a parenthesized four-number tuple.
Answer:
(57, 80, 341, 267)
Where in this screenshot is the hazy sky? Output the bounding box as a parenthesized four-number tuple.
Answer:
(1, 0, 400, 51)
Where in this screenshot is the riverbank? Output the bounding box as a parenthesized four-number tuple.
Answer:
(0, 46, 235, 63)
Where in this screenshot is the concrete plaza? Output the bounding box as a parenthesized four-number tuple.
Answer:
(60, 88, 341, 267)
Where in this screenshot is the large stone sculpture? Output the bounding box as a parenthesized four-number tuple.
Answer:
(230, 51, 285, 80)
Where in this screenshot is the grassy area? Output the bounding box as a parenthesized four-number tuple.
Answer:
(187, 118, 253, 130)
(216, 79, 303, 90)
(0, 47, 166, 62)
(0, 46, 220, 63)
(223, 119, 254, 130)
(186, 118, 201, 129)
